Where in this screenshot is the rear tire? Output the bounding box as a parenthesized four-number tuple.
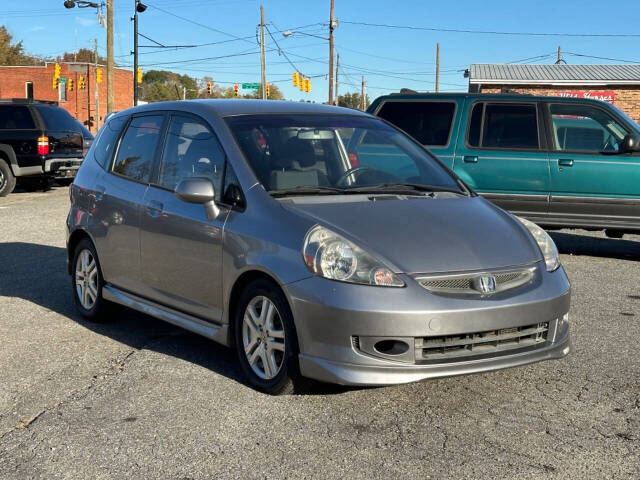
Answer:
(71, 238, 114, 322)
(0, 159, 16, 197)
(234, 279, 301, 395)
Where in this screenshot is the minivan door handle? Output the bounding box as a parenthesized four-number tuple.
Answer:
(146, 200, 164, 217)
(463, 155, 478, 163)
(558, 158, 574, 167)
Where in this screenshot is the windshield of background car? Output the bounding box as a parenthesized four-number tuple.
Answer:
(225, 114, 460, 193)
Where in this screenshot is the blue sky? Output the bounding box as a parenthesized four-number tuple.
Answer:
(3, 0, 640, 103)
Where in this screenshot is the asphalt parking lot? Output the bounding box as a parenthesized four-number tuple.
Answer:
(0, 186, 638, 480)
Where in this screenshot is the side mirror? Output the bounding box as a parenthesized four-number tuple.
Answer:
(622, 133, 640, 153)
(175, 177, 220, 220)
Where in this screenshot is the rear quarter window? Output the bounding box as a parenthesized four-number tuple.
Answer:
(375, 101, 456, 146)
(93, 116, 128, 169)
(34, 105, 82, 132)
(0, 106, 35, 129)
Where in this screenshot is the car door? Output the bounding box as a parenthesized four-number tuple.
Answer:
(544, 101, 640, 226)
(138, 113, 228, 322)
(453, 101, 550, 220)
(94, 113, 164, 294)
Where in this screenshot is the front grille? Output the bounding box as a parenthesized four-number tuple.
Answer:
(416, 321, 549, 361)
(416, 267, 535, 296)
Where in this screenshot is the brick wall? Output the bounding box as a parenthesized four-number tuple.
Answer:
(479, 84, 640, 123)
(0, 62, 133, 134)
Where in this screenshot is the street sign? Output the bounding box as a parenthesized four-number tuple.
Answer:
(241, 83, 260, 89)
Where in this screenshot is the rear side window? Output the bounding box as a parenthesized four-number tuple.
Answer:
(35, 105, 81, 131)
(481, 104, 538, 149)
(0, 106, 35, 129)
(94, 116, 127, 169)
(112, 115, 163, 182)
(376, 101, 455, 146)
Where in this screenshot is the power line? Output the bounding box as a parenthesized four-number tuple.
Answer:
(565, 51, 640, 64)
(341, 20, 640, 38)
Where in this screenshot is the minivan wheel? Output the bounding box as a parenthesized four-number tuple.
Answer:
(234, 279, 299, 395)
(0, 159, 16, 197)
(71, 238, 113, 321)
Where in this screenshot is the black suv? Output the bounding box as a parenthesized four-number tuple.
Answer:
(0, 99, 86, 196)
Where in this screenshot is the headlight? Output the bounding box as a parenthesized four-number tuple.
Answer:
(516, 217, 560, 272)
(303, 225, 405, 287)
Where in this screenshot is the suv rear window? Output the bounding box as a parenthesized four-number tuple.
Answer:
(468, 103, 539, 150)
(34, 105, 82, 132)
(0, 106, 35, 129)
(376, 101, 455, 146)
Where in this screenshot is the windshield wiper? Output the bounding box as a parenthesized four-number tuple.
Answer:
(269, 186, 345, 197)
(344, 183, 466, 196)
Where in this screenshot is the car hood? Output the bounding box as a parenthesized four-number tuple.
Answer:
(281, 196, 541, 274)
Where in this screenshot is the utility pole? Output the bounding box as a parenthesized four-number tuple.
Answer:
(328, 0, 335, 104)
(556, 45, 562, 63)
(94, 39, 100, 133)
(106, 0, 114, 112)
(133, 2, 139, 106)
(183, 86, 186, 100)
(435, 43, 440, 93)
(259, 5, 267, 100)
(335, 53, 339, 105)
(360, 75, 366, 111)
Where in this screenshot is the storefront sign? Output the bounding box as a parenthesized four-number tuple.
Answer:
(555, 91, 615, 103)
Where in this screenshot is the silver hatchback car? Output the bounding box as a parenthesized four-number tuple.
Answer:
(67, 100, 570, 394)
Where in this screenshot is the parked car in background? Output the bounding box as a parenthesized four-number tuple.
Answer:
(367, 93, 640, 238)
(67, 100, 570, 394)
(0, 99, 85, 196)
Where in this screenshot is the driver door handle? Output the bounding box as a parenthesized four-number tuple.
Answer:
(463, 155, 478, 163)
(146, 200, 164, 217)
(558, 158, 574, 167)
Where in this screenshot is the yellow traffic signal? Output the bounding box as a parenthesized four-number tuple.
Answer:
(206, 81, 212, 95)
(137, 67, 143, 84)
(233, 84, 239, 97)
(54, 63, 61, 80)
(96, 68, 103, 84)
(298, 75, 305, 92)
(67, 78, 74, 91)
(305, 78, 311, 93)
(292, 72, 300, 87)
(52, 78, 59, 90)
(266, 83, 270, 98)
(79, 76, 85, 89)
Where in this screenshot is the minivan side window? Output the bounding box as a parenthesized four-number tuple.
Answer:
(112, 115, 164, 182)
(157, 115, 225, 200)
(375, 101, 456, 146)
(549, 103, 629, 153)
(468, 103, 539, 150)
(94, 116, 127, 169)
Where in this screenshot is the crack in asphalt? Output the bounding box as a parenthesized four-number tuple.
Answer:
(0, 334, 176, 442)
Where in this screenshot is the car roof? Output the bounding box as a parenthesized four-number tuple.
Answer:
(370, 92, 614, 106)
(113, 99, 370, 119)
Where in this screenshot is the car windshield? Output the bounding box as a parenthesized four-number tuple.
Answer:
(225, 114, 463, 195)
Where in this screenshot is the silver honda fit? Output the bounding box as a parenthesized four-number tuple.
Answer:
(67, 100, 570, 394)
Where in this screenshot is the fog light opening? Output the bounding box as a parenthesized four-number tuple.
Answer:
(373, 339, 409, 356)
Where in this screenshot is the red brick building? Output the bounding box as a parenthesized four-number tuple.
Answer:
(0, 62, 133, 134)
(467, 64, 640, 122)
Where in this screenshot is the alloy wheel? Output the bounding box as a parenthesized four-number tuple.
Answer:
(75, 249, 99, 310)
(242, 296, 286, 380)
(0, 169, 5, 190)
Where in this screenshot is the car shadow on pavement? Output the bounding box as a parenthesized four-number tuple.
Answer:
(549, 231, 640, 261)
(0, 242, 355, 396)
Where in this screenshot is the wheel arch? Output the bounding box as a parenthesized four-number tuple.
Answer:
(67, 228, 96, 274)
(0, 144, 18, 176)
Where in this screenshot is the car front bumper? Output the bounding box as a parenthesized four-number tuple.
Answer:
(285, 262, 571, 386)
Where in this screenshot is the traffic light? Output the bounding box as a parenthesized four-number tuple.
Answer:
(266, 83, 270, 98)
(67, 78, 74, 91)
(233, 84, 239, 97)
(53, 63, 61, 90)
(305, 78, 311, 93)
(96, 68, 102, 84)
(292, 72, 300, 87)
(137, 67, 143, 84)
(206, 81, 212, 95)
(52, 78, 59, 90)
(298, 75, 305, 92)
(79, 76, 85, 89)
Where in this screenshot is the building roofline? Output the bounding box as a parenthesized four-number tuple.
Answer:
(469, 79, 640, 86)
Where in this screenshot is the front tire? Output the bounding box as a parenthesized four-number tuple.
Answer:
(234, 279, 300, 395)
(0, 158, 16, 197)
(71, 238, 113, 322)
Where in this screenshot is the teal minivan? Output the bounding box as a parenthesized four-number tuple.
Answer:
(365, 93, 640, 237)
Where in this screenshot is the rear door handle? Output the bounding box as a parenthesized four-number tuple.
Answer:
(558, 159, 574, 167)
(146, 200, 164, 217)
(95, 184, 106, 201)
(463, 155, 478, 163)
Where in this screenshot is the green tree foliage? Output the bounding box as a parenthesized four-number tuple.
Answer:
(140, 70, 200, 102)
(0, 26, 41, 66)
(61, 48, 107, 64)
(337, 92, 370, 110)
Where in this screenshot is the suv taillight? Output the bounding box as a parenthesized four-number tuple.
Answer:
(37, 136, 49, 155)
